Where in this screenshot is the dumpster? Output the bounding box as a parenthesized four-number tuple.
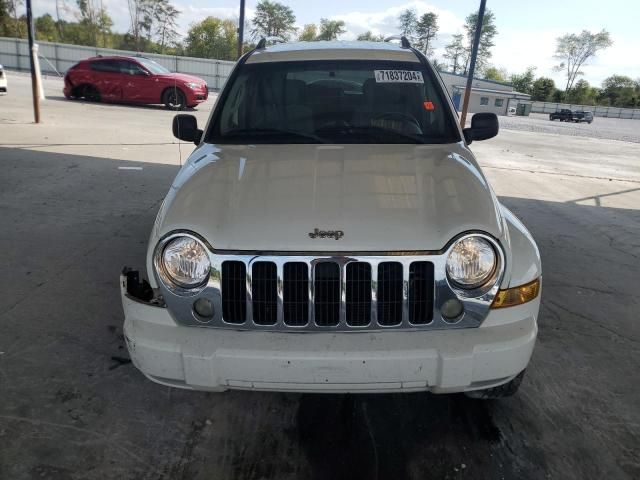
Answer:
(516, 103, 532, 116)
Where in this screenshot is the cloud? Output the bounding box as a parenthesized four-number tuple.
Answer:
(173, 4, 256, 36)
(490, 28, 636, 87)
(328, 1, 463, 41)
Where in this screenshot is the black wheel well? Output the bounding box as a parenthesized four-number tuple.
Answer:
(73, 83, 94, 96)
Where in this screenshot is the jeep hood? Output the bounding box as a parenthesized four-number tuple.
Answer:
(155, 143, 503, 251)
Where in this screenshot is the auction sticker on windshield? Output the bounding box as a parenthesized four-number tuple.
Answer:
(374, 70, 424, 83)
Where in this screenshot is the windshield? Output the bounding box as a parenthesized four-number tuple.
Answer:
(208, 60, 459, 144)
(137, 58, 170, 74)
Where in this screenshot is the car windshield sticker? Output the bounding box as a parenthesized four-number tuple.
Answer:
(374, 70, 424, 83)
(423, 101, 435, 110)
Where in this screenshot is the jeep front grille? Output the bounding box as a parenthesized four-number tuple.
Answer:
(218, 258, 434, 329)
(154, 234, 506, 332)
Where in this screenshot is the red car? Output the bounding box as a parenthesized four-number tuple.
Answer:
(63, 55, 208, 109)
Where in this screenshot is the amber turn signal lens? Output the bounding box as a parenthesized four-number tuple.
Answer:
(491, 278, 540, 309)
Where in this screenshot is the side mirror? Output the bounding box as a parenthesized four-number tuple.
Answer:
(463, 112, 499, 144)
(172, 114, 202, 145)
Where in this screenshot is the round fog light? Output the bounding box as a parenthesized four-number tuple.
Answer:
(441, 299, 463, 321)
(193, 298, 214, 319)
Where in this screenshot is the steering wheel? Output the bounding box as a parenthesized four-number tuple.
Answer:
(371, 112, 422, 134)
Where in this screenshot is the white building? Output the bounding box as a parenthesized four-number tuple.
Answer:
(438, 71, 531, 116)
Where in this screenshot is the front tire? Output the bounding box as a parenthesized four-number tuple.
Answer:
(464, 370, 526, 399)
(163, 88, 186, 110)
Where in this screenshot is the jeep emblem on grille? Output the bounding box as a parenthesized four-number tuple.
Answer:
(309, 228, 344, 240)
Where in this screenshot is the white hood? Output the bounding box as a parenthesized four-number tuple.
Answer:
(154, 143, 504, 252)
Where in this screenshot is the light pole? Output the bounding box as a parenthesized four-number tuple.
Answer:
(460, 0, 486, 128)
(26, 0, 41, 123)
(237, 0, 246, 59)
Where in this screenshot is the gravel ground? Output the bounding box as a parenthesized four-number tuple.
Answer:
(499, 113, 640, 144)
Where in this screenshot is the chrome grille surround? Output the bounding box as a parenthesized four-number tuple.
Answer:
(153, 232, 505, 332)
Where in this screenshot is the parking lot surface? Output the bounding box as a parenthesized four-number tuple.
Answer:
(1, 74, 639, 479)
(499, 112, 640, 144)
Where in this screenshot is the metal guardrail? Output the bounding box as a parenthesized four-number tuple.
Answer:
(0, 36, 236, 90)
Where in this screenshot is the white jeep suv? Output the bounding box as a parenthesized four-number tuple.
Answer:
(121, 40, 541, 398)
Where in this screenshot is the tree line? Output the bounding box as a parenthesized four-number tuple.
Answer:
(0, 0, 181, 53)
(1, 0, 636, 108)
(493, 66, 640, 108)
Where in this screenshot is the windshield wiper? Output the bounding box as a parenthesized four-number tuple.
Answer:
(222, 128, 327, 143)
(317, 125, 425, 144)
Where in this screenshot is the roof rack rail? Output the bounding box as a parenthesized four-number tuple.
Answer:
(384, 35, 411, 49)
(256, 36, 286, 49)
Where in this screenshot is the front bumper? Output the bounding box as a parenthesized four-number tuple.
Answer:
(185, 87, 208, 105)
(121, 274, 539, 393)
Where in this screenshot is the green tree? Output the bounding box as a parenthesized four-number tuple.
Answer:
(553, 29, 613, 93)
(316, 18, 345, 41)
(431, 58, 446, 71)
(76, 0, 102, 46)
(598, 75, 638, 107)
(96, 7, 113, 47)
(552, 89, 564, 102)
(185, 16, 237, 60)
(298, 23, 317, 41)
(462, 8, 497, 75)
(530, 77, 556, 101)
(566, 79, 597, 105)
(415, 12, 438, 56)
(357, 31, 384, 41)
(397, 8, 417, 40)
(155, 1, 180, 53)
(35, 13, 60, 41)
(483, 66, 507, 82)
(251, 0, 296, 40)
(1, 0, 24, 37)
(443, 33, 465, 74)
(127, 0, 148, 50)
(510, 66, 536, 94)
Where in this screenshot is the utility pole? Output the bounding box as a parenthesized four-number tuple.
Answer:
(26, 0, 40, 123)
(460, 0, 486, 128)
(237, 0, 246, 59)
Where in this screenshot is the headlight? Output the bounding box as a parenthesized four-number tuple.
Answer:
(159, 236, 210, 288)
(446, 236, 497, 289)
(185, 82, 199, 89)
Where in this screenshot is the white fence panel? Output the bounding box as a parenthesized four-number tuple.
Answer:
(0, 36, 237, 90)
(531, 101, 640, 120)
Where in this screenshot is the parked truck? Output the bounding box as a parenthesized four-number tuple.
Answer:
(549, 109, 593, 123)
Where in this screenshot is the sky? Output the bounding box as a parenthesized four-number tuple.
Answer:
(34, 0, 640, 87)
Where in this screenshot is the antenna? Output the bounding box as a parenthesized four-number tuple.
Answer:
(384, 35, 411, 48)
(256, 36, 286, 49)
